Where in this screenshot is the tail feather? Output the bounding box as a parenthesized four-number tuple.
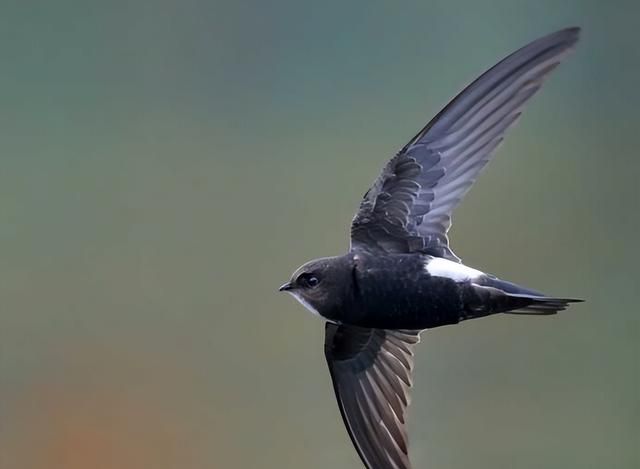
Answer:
(465, 276, 584, 318)
(479, 276, 545, 297)
(504, 294, 584, 315)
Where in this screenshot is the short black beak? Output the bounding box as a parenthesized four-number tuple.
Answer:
(279, 282, 293, 292)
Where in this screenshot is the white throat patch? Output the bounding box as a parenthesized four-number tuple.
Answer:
(289, 291, 321, 318)
(425, 257, 484, 282)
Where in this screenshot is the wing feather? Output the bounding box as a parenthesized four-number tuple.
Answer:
(351, 28, 580, 261)
(325, 323, 421, 469)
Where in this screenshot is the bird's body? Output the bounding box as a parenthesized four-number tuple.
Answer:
(286, 252, 575, 329)
(279, 27, 583, 469)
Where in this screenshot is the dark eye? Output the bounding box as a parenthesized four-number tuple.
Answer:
(299, 274, 319, 288)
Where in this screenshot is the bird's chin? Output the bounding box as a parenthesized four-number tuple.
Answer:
(288, 291, 322, 318)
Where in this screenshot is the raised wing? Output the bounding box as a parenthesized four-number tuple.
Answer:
(324, 323, 421, 469)
(350, 27, 580, 261)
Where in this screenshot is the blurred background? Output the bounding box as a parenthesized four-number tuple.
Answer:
(1, 1, 638, 468)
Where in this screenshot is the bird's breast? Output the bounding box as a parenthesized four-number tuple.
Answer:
(346, 254, 466, 329)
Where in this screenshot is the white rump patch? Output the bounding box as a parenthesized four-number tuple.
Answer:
(289, 292, 322, 318)
(425, 257, 484, 282)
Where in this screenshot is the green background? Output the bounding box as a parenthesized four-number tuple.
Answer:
(1, 1, 638, 468)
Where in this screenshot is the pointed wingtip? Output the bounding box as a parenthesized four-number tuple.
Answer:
(561, 26, 581, 35)
(530, 27, 581, 53)
(552, 26, 581, 46)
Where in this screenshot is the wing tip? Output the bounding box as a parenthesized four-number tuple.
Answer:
(557, 26, 581, 37)
(544, 26, 581, 53)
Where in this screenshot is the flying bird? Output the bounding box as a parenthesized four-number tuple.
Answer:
(279, 27, 582, 469)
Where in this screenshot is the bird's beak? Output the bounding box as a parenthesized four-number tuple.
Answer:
(278, 282, 293, 292)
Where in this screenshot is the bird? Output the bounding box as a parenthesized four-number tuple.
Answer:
(279, 27, 582, 469)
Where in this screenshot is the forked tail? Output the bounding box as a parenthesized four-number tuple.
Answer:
(503, 294, 583, 315)
(465, 276, 583, 317)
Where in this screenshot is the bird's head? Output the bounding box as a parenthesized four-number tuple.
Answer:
(279, 255, 353, 319)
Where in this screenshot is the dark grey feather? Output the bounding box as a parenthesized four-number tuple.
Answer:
(325, 323, 421, 469)
(351, 27, 580, 261)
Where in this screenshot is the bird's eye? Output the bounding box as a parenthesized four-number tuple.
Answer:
(299, 274, 320, 288)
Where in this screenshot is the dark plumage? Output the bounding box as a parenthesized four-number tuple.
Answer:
(279, 27, 582, 469)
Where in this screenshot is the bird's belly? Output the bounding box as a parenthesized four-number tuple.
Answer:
(352, 275, 465, 329)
